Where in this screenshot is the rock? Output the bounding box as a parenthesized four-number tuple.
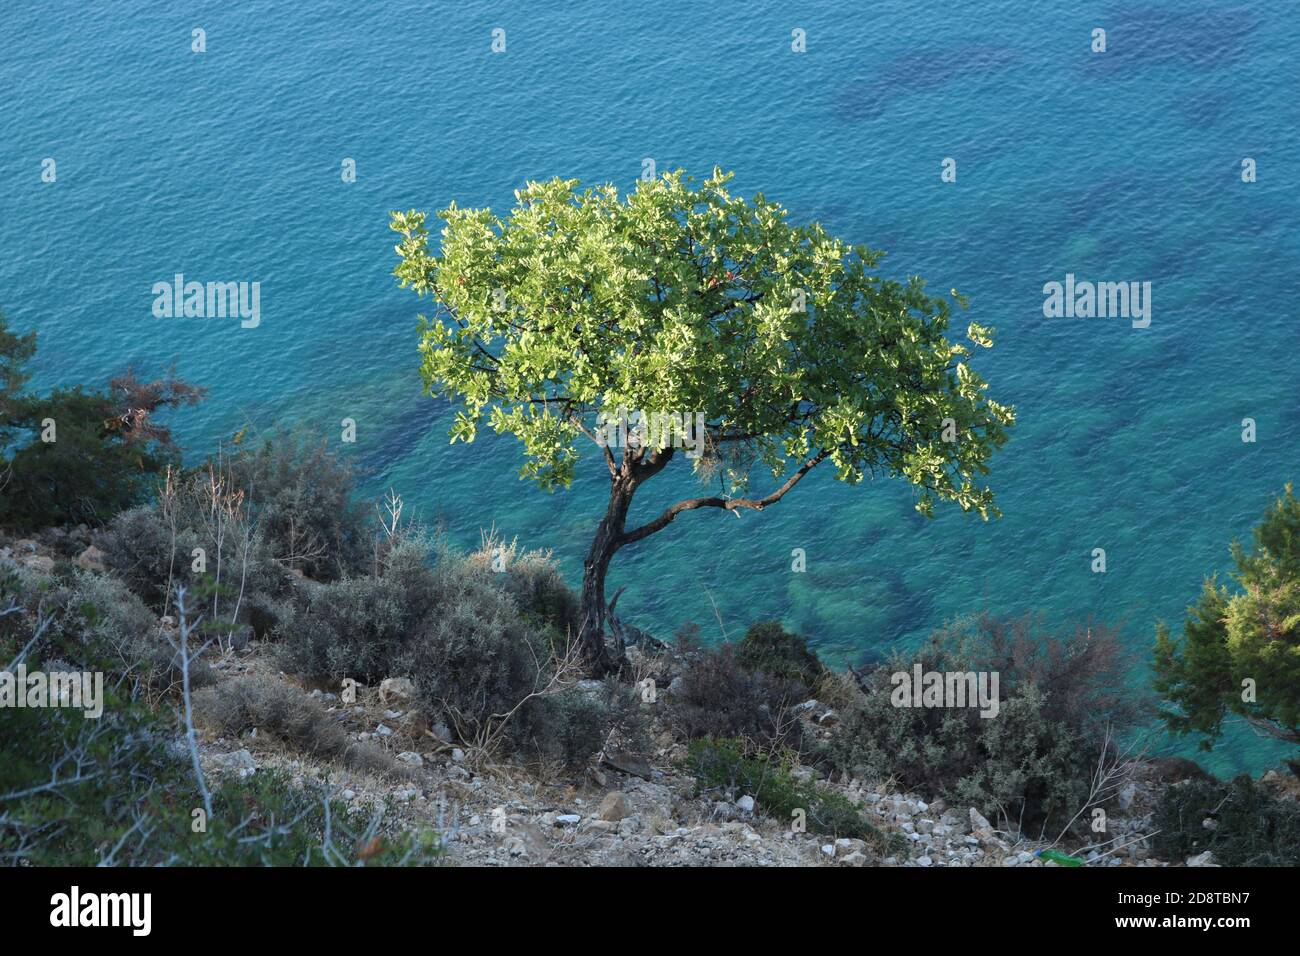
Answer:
(1186, 851, 1218, 867)
(341, 789, 356, 800)
(817, 710, 839, 727)
(969, 807, 991, 831)
(20, 554, 54, 573)
(842, 851, 869, 867)
(74, 545, 106, 572)
(588, 767, 608, 787)
(1117, 782, 1138, 811)
(374, 724, 393, 737)
(451, 748, 466, 763)
(598, 791, 634, 822)
(820, 843, 835, 857)
(736, 795, 756, 813)
(212, 749, 256, 775)
(916, 855, 933, 867)
(795, 699, 822, 713)
(378, 676, 414, 703)
(396, 751, 423, 767)
(1201, 817, 1218, 830)
(554, 814, 581, 827)
(603, 749, 653, 780)
(835, 838, 867, 857)
(393, 788, 418, 803)
(940, 809, 969, 834)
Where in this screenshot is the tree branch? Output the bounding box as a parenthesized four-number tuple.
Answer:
(620, 448, 828, 546)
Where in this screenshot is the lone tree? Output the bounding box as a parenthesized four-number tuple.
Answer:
(392, 169, 1014, 672)
(1154, 486, 1300, 750)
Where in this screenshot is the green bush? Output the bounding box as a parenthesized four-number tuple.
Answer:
(0, 312, 203, 532)
(277, 536, 616, 767)
(825, 615, 1135, 831)
(99, 492, 290, 651)
(686, 737, 899, 852)
(225, 433, 369, 581)
(1, 560, 211, 692)
(276, 573, 416, 682)
(0, 694, 440, 866)
(737, 620, 824, 687)
(514, 678, 649, 771)
(1151, 775, 1300, 866)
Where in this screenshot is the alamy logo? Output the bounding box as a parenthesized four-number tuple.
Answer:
(151, 274, 261, 328)
(595, 407, 706, 459)
(1042, 273, 1151, 328)
(890, 665, 1000, 718)
(50, 886, 151, 936)
(0, 665, 103, 718)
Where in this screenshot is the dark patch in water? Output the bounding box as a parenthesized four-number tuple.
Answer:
(355, 395, 447, 479)
(1086, 6, 1258, 73)
(834, 45, 1022, 123)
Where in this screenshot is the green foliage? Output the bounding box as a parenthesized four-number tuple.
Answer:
(686, 737, 898, 852)
(737, 620, 824, 686)
(1151, 776, 1300, 866)
(1154, 486, 1300, 749)
(0, 310, 37, 450)
(0, 314, 203, 532)
(0, 559, 210, 692)
(392, 168, 1013, 515)
(0, 700, 441, 866)
(225, 432, 369, 580)
(512, 683, 630, 771)
(825, 615, 1134, 830)
(0, 388, 167, 530)
(277, 535, 609, 766)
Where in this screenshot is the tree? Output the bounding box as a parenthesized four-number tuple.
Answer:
(1154, 486, 1300, 749)
(0, 310, 204, 530)
(392, 169, 1015, 672)
(0, 311, 37, 459)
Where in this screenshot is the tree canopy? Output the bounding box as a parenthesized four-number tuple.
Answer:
(392, 169, 1014, 518)
(1154, 486, 1300, 748)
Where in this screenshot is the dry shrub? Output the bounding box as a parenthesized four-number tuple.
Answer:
(193, 674, 398, 777)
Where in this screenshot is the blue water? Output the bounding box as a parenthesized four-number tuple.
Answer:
(3, 0, 1298, 775)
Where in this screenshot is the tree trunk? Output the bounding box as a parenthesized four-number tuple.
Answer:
(578, 475, 635, 674)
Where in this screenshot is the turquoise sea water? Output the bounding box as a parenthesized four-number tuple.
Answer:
(3, 1, 1298, 774)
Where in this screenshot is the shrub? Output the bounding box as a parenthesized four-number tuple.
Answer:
(2, 561, 211, 692)
(277, 536, 616, 767)
(192, 675, 397, 777)
(514, 677, 650, 771)
(824, 615, 1136, 831)
(669, 643, 809, 753)
(98, 475, 290, 641)
(1151, 775, 1300, 866)
(400, 550, 554, 739)
(276, 574, 414, 682)
(737, 620, 824, 687)
(225, 433, 369, 581)
(686, 737, 900, 852)
(0, 698, 440, 866)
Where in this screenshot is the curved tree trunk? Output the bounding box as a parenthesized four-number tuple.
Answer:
(578, 474, 635, 674)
